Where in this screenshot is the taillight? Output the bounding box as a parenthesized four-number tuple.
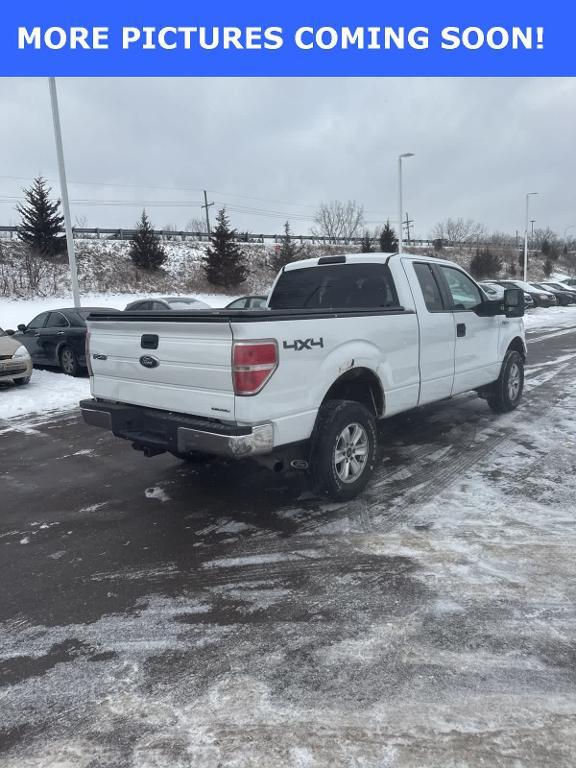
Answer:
(232, 340, 278, 396)
(85, 329, 92, 375)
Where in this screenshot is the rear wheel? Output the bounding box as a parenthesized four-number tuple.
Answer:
(309, 399, 377, 501)
(59, 346, 80, 377)
(487, 350, 524, 413)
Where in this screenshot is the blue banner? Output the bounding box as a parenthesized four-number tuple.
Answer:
(0, 0, 570, 76)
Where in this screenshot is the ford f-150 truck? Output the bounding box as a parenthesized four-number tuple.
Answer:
(80, 253, 526, 500)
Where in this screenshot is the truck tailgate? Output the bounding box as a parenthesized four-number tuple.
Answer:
(87, 316, 235, 420)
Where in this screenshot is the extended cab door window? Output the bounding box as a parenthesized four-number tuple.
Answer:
(269, 263, 399, 310)
(413, 263, 446, 312)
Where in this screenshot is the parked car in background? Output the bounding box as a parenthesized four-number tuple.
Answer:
(225, 295, 268, 310)
(484, 280, 557, 308)
(540, 281, 576, 300)
(480, 282, 535, 309)
(530, 283, 576, 306)
(12, 307, 121, 376)
(125, 297, 211, 311)
(0, 326, 33, 386)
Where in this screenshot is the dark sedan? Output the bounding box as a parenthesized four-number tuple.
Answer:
(532, 283, 576, 307)
(11, 307, 120, 376)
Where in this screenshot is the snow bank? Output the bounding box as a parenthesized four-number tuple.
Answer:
(524, 306, 576, 332)
(0, 291, 234, 332)
(0, 369, 89, 423)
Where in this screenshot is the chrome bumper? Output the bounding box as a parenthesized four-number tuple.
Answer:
(80, 400, 274, 458)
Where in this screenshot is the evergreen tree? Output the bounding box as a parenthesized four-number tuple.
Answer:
(129, 211, 167, 270)
(360, 231, 374, 253)
(379, 221, 398, 252)
(469, 248, 503, 280)
(204, 209, 248, 288)
(16, 176, 65, 257)
(269, 221, 301, 272)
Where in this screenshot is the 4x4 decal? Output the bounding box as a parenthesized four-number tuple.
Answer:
(283, 338, 324, 351)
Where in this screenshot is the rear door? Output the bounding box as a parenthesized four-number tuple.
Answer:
(403, 260, 455, 405)
(88, 315, 236, 420)
(434, 265, 501, 393)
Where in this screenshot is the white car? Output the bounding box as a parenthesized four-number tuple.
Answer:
(81, 254, 526, 500)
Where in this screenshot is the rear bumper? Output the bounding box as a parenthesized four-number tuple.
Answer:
(79, 399, 274, 458)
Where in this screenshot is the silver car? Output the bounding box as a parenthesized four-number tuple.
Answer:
(0, 327, 33, 386)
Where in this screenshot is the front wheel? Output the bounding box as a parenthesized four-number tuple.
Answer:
(487, 350, 524, 413)
(309, 399, 377, 501)
(13, 376, 31, 386)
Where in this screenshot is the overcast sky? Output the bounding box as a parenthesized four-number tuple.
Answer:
(1, 77, 575, 239)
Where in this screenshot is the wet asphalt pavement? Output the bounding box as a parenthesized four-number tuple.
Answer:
(1, 328, 576, 767)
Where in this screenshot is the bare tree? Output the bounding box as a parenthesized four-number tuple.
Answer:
(311, 200, 365, 242)
(74, 215, 88, 229)
(431, 218, 487, 246)
(186, 217, 208, 234)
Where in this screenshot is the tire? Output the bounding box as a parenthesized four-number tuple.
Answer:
(13, 376, 31, 386)
(309, 399, 378, 501)
(487, 350, 524, 414)
(59, 346, 80, 377)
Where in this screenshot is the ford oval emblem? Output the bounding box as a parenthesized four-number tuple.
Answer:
(140, 355, 159, 369)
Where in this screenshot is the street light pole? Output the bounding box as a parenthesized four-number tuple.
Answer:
(49, 77, 80, 308)
(398, 153, 414, 254)
(523, 192, 538, 282)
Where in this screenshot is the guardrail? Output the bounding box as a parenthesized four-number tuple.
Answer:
(0, 225, 436, 247)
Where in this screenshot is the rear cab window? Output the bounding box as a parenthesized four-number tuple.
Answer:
(269, 263, 400, 310)
(413, 263, 445, 312)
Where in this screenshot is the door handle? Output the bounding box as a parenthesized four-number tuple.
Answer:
(33, 331, 40, 337)
(457, 323, 466, 337)
(57, 331, 65, 335)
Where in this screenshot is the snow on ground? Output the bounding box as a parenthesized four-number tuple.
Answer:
(524, 305, 576, 331)
(0, 369, 89, 423)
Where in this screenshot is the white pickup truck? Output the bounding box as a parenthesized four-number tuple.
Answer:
(80, 253, 526, 500)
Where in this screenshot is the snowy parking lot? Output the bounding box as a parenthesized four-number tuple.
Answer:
(1, 301, 576, 766)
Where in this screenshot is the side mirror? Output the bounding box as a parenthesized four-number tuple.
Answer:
(503, 288, 524, 318)
(5, 329, 15, 335)
(17, 324, 27, 332)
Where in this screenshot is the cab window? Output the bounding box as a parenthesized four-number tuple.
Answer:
(438, 267, 482, 311)
(413, 263, 445, 312)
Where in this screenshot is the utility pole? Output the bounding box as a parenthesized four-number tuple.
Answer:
(523, 192, 538, 282)
(403, 212, 414, 244)
(397, 153, 414, 253)
(201, 190, 214, 237)
(48, 77, 80, 308)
